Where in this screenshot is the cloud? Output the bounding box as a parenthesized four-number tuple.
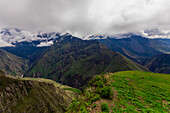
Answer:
(0, 0, 170, 35)
(37, 41, 53, 47)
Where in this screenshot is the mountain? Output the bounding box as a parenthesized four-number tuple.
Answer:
(141, 54, 170, 74)
(1, 28, 170, 64)
(67, 71, 170, 113)
(1, 41, 48, 63)
(98, 35, 170, 62)
(26, 35, 149, 89)
(0, 70, 77, 113)
(0, 49, 29, 76)
(0, 28, 56, 62)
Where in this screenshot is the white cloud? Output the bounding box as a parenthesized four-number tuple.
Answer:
(37, 41, 53, 47)
(0, 0, 170, 36)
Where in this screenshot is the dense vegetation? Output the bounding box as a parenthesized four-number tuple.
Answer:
(26, 35, 148, 89)
(142, 54, 170, 74)
(67, 71, 170, 113)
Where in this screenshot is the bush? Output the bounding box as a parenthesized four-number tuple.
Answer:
(100, 86, 113, 99)
(80, 106, 88, 113)
(90, 94, 101, 103)
(95, 80, 104, 87)
(101, 103, 109, 112)
(68, 99, 80, 111)
(92, 104, 97, 109)
(89, 75, 102, 87)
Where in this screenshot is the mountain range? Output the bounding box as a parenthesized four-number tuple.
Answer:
(98, 35, 170, 63)
(0, 28, 170, 75)
(0, 28, 170, 112)
(26, 35, 148, 89)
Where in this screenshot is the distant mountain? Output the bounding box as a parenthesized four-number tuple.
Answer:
(0, 49, 29, 76)
(0, 28, 60, 47)
(0, 70, 76, 113)
(1, 41, 47, 63)
(98, 35, 170, 62)
(1, 28, 169, 63)
(26, 35, 149, 89)
(141, 54, 170, 74)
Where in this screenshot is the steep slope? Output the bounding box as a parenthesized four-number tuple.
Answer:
(0, 70, 77, 113)
(27, 35, 148, 89)
(98, 35, 170, 62)
(141, 54, 170, 74)
(0, 49, 29, 76)
(67, 71, 170, 113)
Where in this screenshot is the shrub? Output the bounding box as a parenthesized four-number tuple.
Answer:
(68, 99, 80, 111)
(80, 106, 88, 113)
(100, 86, 113, 99)
(101, 103, 109, 112)
(95, 80, 104, 87)
(92, 104, 97, 109)
(90, 94, 101, 103)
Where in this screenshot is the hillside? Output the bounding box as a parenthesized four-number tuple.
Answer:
(0, 70, 77, 113)
(67, 71, 170, 113)
(98, 35, 170, 62)
(0, 49, 29, 76)
(26, 35, 148, 89)
(141, 54, 170, 74)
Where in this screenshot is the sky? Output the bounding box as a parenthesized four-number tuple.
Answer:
(0, 0, 170, 37)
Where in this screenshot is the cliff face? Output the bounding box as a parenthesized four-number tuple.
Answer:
(0, 49, 29, 76)
(0, 71, 74, 113)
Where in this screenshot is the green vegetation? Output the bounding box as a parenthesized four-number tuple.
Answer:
(92, 104, 97, 109)
(101, 103, 109, 112)
(67, 71, 170, 113)
(67, 73, 113, 112)
(63, 88, 82, 95)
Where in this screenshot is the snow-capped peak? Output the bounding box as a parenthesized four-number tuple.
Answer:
(0, 28, 60, 47)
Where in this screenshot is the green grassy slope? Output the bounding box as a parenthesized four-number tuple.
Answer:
(0, 70, 78, 113)
(67, 71, 170, 113)
(27, 36, 148, 89)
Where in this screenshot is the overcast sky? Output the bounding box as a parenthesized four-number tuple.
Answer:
(0, 0, 170, 35)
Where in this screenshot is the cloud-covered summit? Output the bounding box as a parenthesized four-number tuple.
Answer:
(0, 0, 170, 35)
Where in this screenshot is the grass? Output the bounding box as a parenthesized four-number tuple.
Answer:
(67, 71, 170, 113)
(110, 71, 170, 112)
(63, 88, 82, 95)
(23, 77, 71, 89)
